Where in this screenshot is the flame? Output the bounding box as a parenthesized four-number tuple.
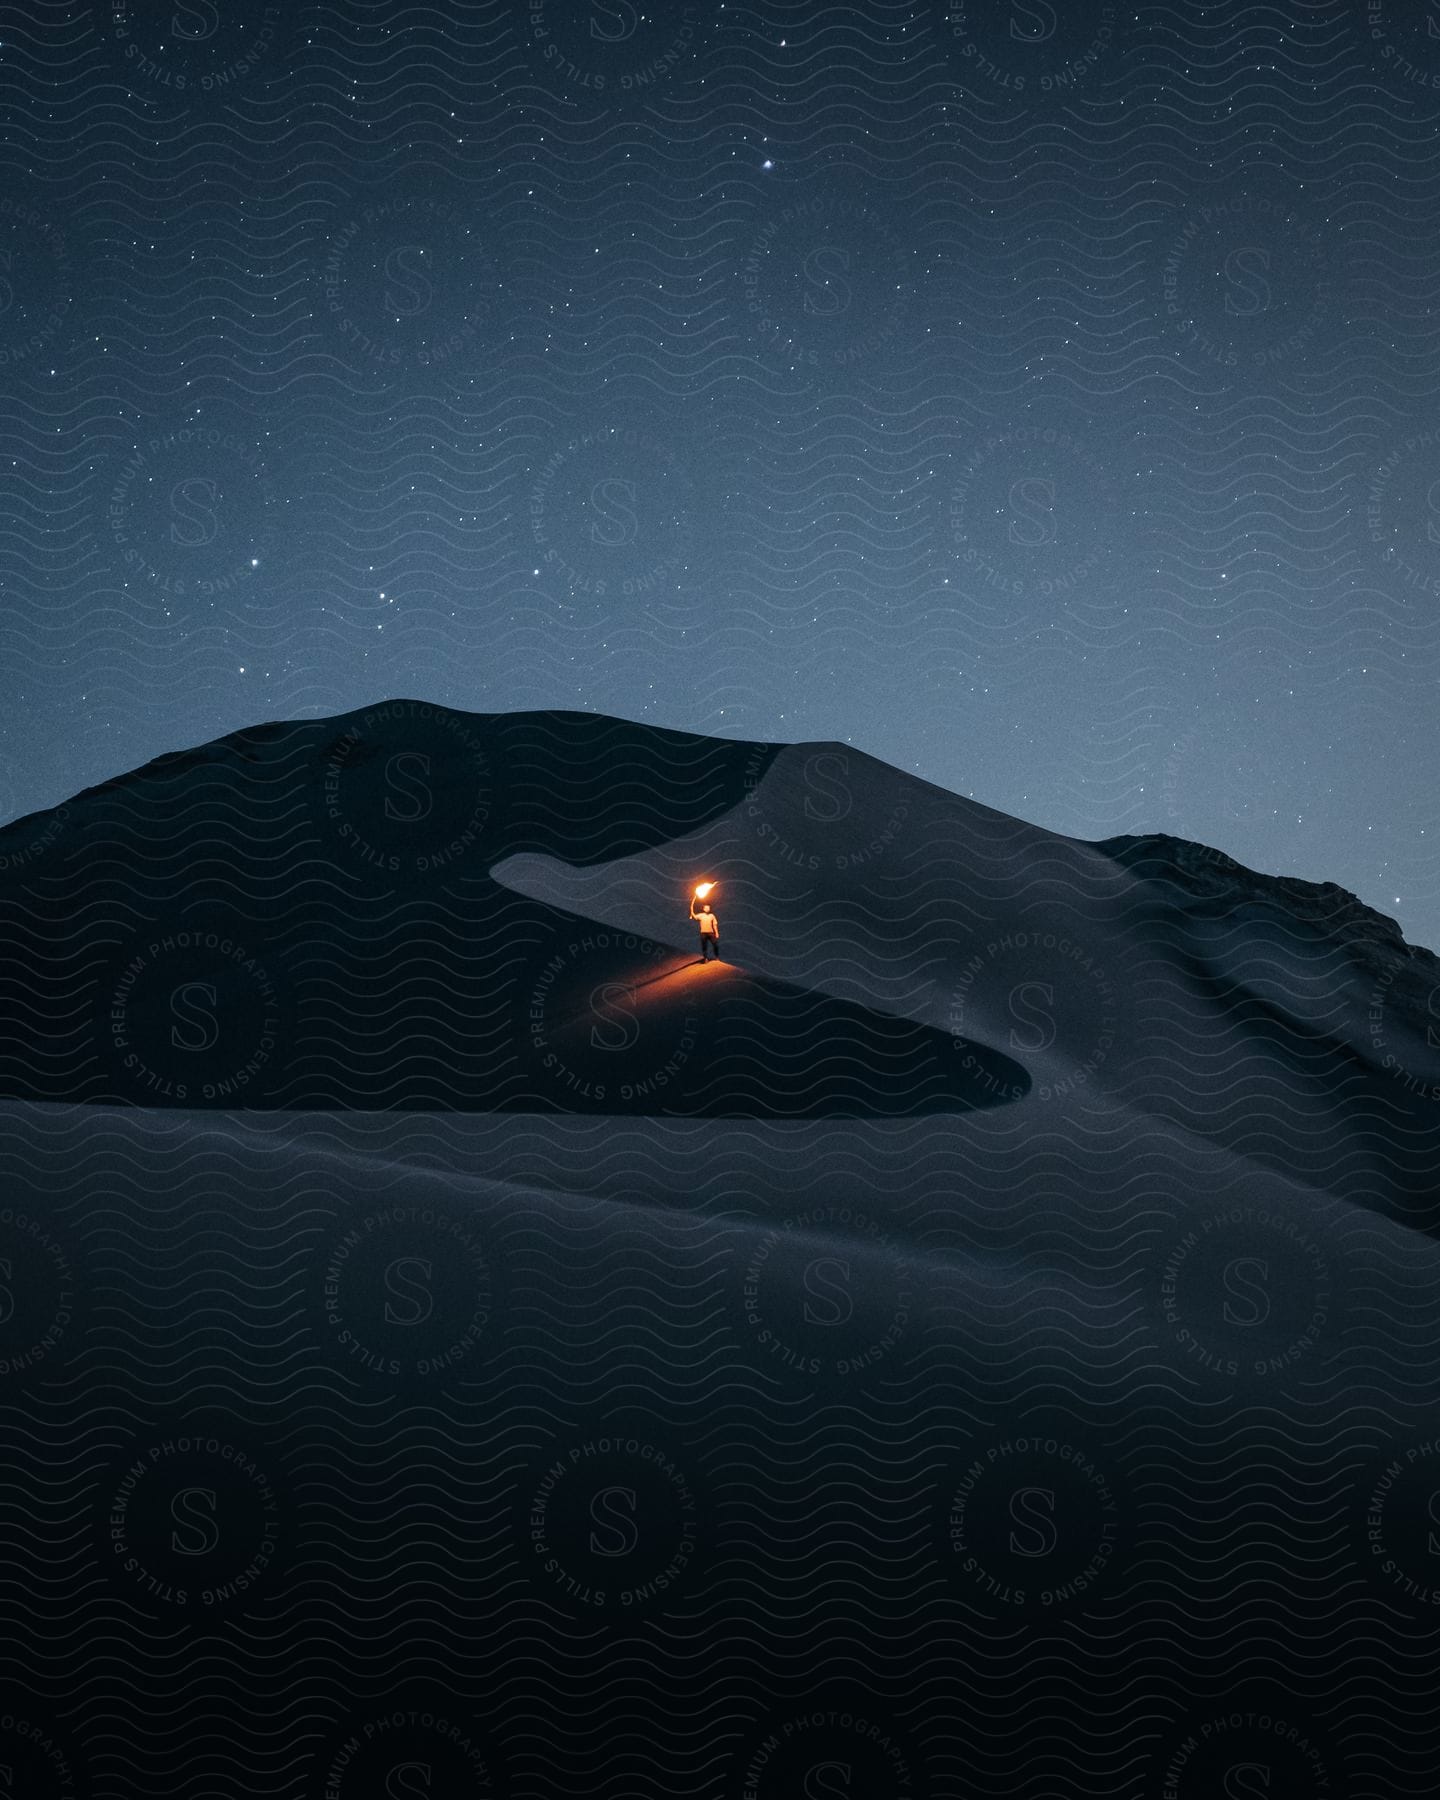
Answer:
(693, 881, 715, 899)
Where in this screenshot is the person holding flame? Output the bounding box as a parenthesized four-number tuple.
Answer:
(690, 881, 721, 962)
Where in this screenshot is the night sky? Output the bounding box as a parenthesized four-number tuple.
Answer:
(2, 0, 1438, 946)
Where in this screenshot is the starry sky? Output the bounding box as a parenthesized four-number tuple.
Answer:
(2, 0, 1439, 946)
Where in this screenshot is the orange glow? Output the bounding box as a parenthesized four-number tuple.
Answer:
(693, 881, 715, 899)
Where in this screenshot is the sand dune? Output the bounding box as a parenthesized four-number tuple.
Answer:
(1, 705, 1439, 1792)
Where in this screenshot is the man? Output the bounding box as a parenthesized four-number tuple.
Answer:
(690, 895, 721, 962)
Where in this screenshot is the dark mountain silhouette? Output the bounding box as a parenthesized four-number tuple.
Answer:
(0, 703, 1434, 1133)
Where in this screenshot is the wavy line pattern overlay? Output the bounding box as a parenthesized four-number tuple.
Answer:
(2, 0, 1440, 1793)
